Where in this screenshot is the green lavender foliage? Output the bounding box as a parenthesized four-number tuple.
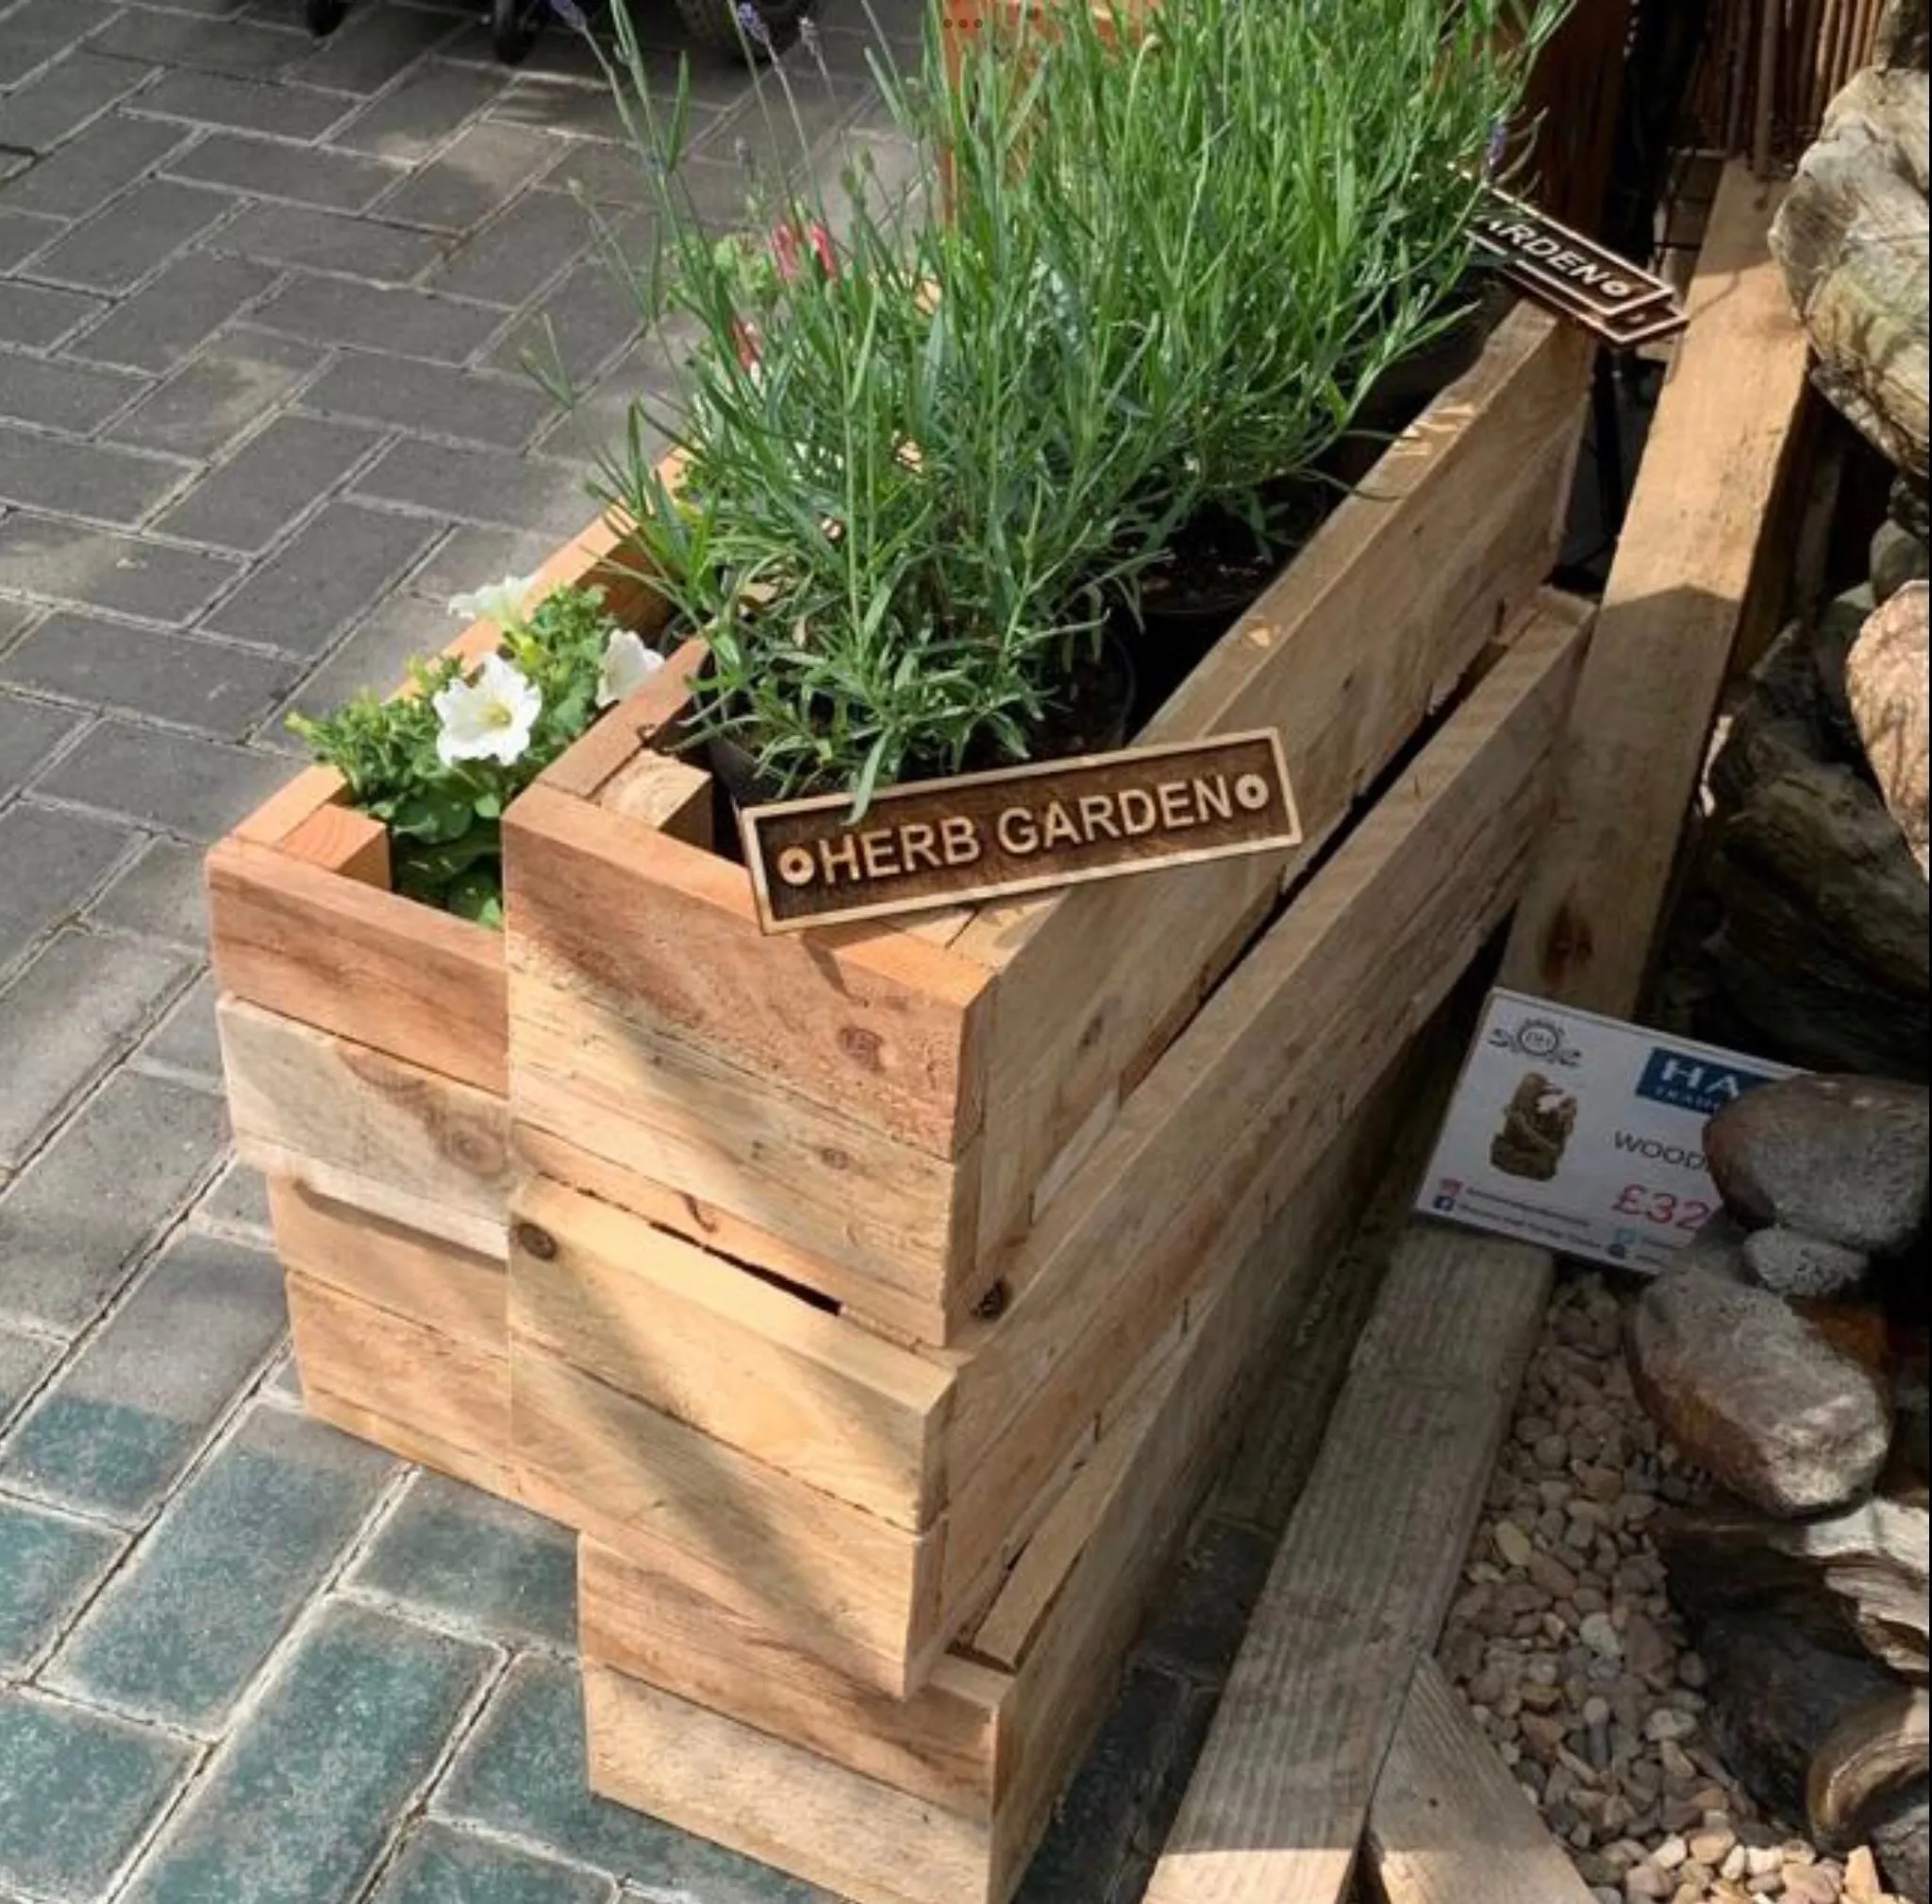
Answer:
(912, 0, 1574, 548)
(286, 586, 621, 926)
(564, 4, 1211, 810)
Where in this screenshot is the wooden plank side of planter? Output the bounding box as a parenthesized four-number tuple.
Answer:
(579, 958, 1453, 1904)
(958, 307, 1592, 1260)
(532, 593, 1588, 1701)
(508, 1177, 954, 1530)
(208, 838, 508, 1098)
(288, 1271, 511, 1497)
(218, 995, 514, 1258)
(267, 1177, 506, 1353)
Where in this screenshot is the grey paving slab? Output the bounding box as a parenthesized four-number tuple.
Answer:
(0, 689, 81, 794)
(65, 249, 279, 373)
(125, 68, 360, 142)
(0, 1228, 287, 1523)
(427, 185, 596, 309)
(0, 1690, 192, 1900)
(301, 349, 553, 450)
(0, 1329, 58, 1428)
(207, 202, 444, 282)
(329, 58, 512, 164)
(0, 924, 194, 1165)
(0, 424, 193, 526)
(0, 348, 150, 432)
(0, 209, 62, 274)
(275, 588, 457, 726)
(25, 177, 234, 295)
(155, 413, 383, 553)
(488, 255, 641, 392)
(92, 9, 312, 81)
(0, 1067, 228, 1337)
(0, 800, 134, 970)
(252, 270, 507, 362)
(0, 111, 187, 221)
(349, 1471, 576, 1649)
(0, 49, 154, 157)
(136, 969, 221, 1084)
(376, 120, 557, 233)
(2, 611, 299, 736)
(106, 326, 323, 459)
(189, 1159, 273, 1243)
(165, 131, 405, 212)
(0, 512, 242, 619)
(354, 438, 594, 538)
(85, 836, 211, 948)
(201, 499, 442, 654)
(407, 521, 561, 604)
(0, 277, 106, 348)
(291, 3, 466, 93)
(372, 1824, 616, 1904)
(35, 719, 293, 840)
(123, 1602, 491, 1904)
(0, 1496, 123, 1671)
(49, 1403, 395, 1733)
(0, 0, 125, 73)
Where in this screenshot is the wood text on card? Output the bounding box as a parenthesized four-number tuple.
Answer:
(1474, 187, 1689, 349)
(741, 732, 1302, 933)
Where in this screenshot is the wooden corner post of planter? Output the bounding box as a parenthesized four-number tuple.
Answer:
(208, 505, 681, 1495)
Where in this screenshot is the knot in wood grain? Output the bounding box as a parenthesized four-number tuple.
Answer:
(516, 1222, 559, 1261)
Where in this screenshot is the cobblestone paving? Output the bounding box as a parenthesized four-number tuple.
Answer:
(0, 6, 1295, 1899)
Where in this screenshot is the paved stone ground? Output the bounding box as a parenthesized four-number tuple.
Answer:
(0, 5, 1317, 1901)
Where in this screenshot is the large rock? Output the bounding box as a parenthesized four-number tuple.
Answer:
(1850, 581, 1931, 876)
(1706, 1073, 1930, 1255)
(1694, 1611, 1898, 1825)
(1874, 520, 1931, 603)
(1658, 1492, 1931, 1676)
(1873, 1782, 1932, 1903)
(1877, 0, 1931, 70)
(1772, 68, 1930, 480)
(1703, 640, 1931, 1079)
(1628, 1269, 1894, 1515)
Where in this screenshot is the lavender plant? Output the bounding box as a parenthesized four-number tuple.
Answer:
(552, 3, 1208, 808)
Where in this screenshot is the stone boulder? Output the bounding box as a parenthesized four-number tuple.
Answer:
(1628, 1268, 1894, 1515)
(1877, 0, 1931, 70)
(1850, 581, 1931, 876)
(1773, 68, 1930, 480)
(1702, 628, 1931, 1080)
(1706, 1074, 1930, 1256)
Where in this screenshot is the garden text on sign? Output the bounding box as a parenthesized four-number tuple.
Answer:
(741, 731, 1301, 933)
(1474, 187, 1689, 348)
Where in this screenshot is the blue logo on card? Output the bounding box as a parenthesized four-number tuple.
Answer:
(1634, 1047, 1777, 1117)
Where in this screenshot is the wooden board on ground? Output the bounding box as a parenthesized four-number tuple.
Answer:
(1141, 1227, 1553, 1904)
(1503, 159, 1811, 1013)
(1367, 1659, 1601, 1904)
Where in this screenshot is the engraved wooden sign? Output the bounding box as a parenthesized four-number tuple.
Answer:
(741, 731, 1301, 933)
(1474, 187, 1688, 349)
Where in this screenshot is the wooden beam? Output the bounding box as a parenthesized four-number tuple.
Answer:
(1141, 1228, 1552, 1904)
(1502, 160, 1811, 1013)
(1366, 1660, 1601, 1904)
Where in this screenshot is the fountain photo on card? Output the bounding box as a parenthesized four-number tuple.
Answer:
(1419, 989, 1796, 1272)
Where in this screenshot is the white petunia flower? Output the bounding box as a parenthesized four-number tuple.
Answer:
(595, 627, 666, 709)
(434, 654, 542, 767)
(449, 574, 539, 631)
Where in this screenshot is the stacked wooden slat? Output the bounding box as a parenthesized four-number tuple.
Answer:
(212, 306, 1594, 1904)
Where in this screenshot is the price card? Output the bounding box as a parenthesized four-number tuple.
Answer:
(1417, 990, 1794, 1273)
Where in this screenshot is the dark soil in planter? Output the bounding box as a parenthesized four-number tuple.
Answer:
(1324, 280, 1513, 487)
(1126, 480, 1329, 727)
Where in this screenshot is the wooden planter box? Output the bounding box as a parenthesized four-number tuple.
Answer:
(499, 305, 1591, 1696)
(209, 513, 679, 1493)
(575, 592, 1595, 1904)
(212, 298, 1591, 1899)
